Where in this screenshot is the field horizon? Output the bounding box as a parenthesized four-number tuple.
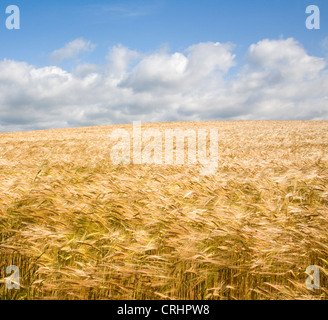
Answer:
(1, 120, 328, 300)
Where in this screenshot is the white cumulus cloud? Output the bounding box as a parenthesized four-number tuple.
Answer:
(51, 38, 96, 63)
(121, 42, 235, 93)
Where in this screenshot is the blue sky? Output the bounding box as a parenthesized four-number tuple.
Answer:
(1, 0, 327, 67)
(0, 0, 327, 132)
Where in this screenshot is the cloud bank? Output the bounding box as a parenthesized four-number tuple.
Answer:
(0, 38, 327, 132)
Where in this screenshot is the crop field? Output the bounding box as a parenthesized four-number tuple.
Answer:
(0, 121, 328, 300)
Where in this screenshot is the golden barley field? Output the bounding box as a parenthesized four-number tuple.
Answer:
(0, 121, 328, 300)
